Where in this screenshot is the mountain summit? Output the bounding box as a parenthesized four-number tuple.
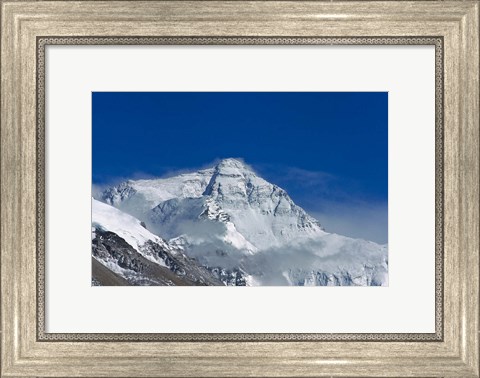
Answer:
(214, 157, 252, 171)
(97, 159, 388, 286)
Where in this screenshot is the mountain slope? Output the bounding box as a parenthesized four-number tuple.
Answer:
(97, 158, 388, 286)
(92, 257, 130, 286)
(92, 199, 224, 286)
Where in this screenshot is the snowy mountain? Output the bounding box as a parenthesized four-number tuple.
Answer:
(92, 199, 223, 286)
(97, 158, 388, 286)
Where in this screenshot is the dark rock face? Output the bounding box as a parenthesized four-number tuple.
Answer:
(92, 230, 149, 274)
(92, 229, 224, 286)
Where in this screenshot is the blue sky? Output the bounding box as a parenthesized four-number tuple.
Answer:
(93, 92, 388, 243)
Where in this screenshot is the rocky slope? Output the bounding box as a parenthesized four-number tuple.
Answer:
(92, 199, 223, 286)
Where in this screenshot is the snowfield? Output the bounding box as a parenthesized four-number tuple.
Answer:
(95, 158, 388, 286)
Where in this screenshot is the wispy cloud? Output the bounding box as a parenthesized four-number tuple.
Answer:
(274, 166, 334, 189)
(252, 164, 335, 196)
(310, 201, 388, 244)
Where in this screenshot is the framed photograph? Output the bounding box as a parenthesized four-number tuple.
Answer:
(1, 1, 478, 377)
(90, 91, 389, 288)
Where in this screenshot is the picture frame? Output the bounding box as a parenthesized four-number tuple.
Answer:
(1, 1, 478, 376)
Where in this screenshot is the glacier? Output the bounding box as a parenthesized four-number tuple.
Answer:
(95, 158, 388, 286)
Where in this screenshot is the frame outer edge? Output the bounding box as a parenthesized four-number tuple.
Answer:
(1, 0, 479, 377)
(458, 2, 479, 376)
(1, 0, 23, 376)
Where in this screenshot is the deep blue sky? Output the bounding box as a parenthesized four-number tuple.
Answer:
(93, 92, 388, 243)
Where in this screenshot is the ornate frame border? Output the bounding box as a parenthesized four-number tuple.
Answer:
(35, 36, 444, 343)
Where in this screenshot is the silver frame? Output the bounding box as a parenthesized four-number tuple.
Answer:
(2, 2, 478, 376)
(36, 36, 444, 343)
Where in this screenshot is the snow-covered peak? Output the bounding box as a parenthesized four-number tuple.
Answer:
(93, 160, 388, 286)
(214, 158, 253, 173)
(203, 159, 258, 195)
(100, 158, 326, 251)
(100, 159, 259, 211)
